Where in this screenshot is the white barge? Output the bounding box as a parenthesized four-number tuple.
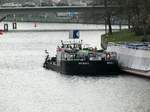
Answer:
(107, 42, 150, 77)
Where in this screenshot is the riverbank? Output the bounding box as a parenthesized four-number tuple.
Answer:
(101, 30, 150, 49)
(102, 30, 150, 43)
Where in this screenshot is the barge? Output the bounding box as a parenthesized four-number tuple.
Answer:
(43, 40, 119, 75)
(107, 42, 150, 77)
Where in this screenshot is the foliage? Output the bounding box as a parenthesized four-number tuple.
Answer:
(103, 30, 150, 43)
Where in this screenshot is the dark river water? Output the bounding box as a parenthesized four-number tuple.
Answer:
(0, 23, 149, 112)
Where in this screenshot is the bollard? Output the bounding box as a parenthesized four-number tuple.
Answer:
(4, 24, 8, 32)
(34, 23, 37, 28)
(12, 22, 17, 29)
(0, 29, 3, 35)
(119, 21, 122, 31)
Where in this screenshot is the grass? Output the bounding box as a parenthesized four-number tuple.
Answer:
(103, 30, 150, 43)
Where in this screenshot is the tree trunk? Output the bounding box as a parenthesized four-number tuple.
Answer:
(107, 15, 112, 34)
(128, 15, 131, 30)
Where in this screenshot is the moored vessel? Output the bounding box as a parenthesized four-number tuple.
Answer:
(107, 42, 150, 77)
(43, 30, 119, 76)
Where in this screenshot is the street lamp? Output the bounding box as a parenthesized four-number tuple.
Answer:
(104, 0, 108, 34)
(39, 0, 41, 7)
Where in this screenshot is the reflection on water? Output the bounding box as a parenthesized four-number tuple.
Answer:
(0, 27, 150, 112)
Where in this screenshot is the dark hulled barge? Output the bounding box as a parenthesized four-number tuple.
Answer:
(43, 40, 119, 75)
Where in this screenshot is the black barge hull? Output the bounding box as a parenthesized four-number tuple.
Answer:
(43, 60, 119, 75)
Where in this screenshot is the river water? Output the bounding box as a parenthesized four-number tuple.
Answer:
(0, 23, 150, 112)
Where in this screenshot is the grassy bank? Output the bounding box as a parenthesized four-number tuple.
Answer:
(102, 30, 150, 43)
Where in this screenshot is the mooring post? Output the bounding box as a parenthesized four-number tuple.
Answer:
(4, 24, 8, 32)
(12, 22, 17, 29)
(119, 21, 122, 31)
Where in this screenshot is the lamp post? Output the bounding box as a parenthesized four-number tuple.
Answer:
(143, 17, 147, 42)
(143, 0, 148, 42)
(39, 0, 41, 7)
(104, 0, 108, 34)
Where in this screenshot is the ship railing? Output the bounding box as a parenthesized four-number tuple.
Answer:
(62, 58, 84, 61)
(108, 42, 123, 46)
(64, 59, 103, 61)
(62, 56, 103, 61)
(108, 42, 150, 51)
(126, 45, 150, 50)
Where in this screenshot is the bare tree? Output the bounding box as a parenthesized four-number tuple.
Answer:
(57, 0, 69, 6)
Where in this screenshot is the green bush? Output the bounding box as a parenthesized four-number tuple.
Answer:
(103, 30, 150, 43)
